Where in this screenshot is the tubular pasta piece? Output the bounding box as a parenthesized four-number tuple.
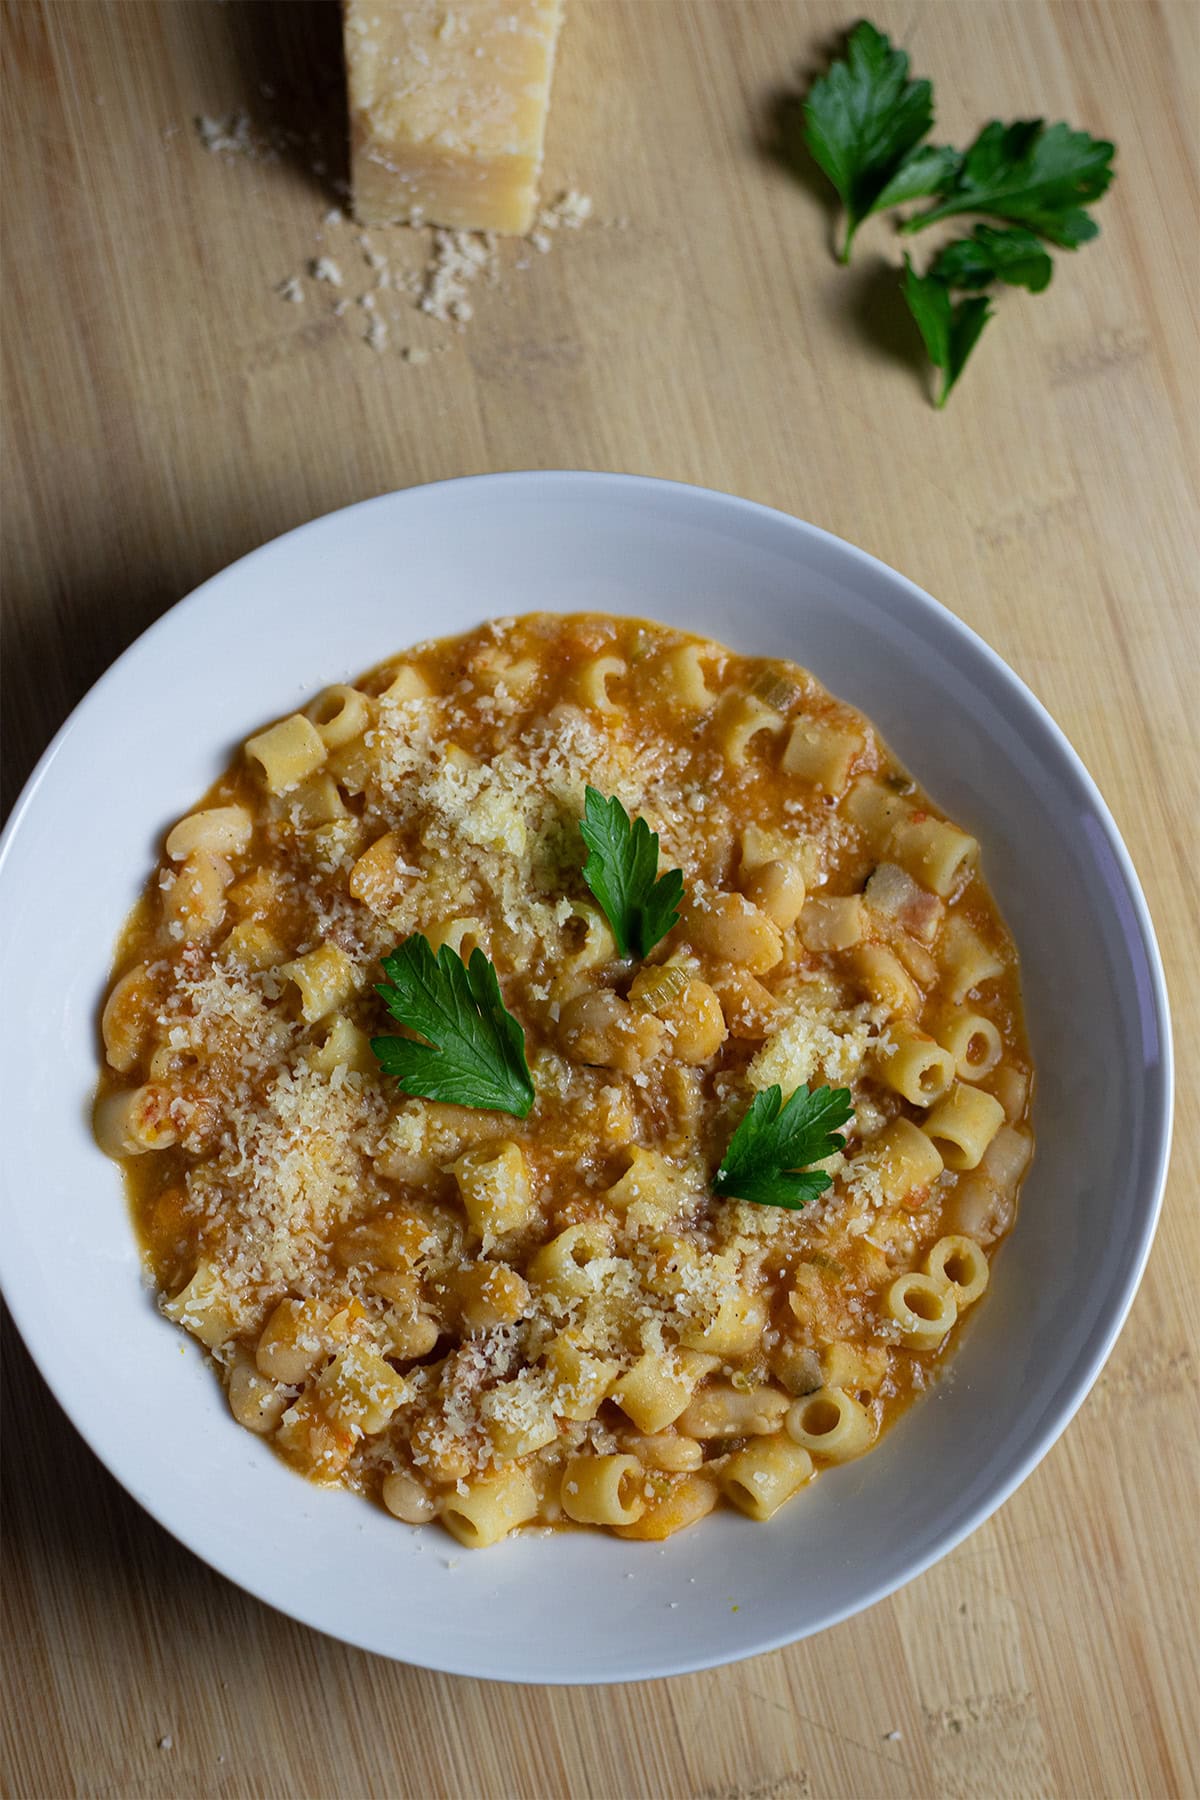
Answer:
(576, 654, 626, 713)
(849, 1117, 943, 1208)
(245, 713, 327, 794)
(720, 1437, 813, 1520)
(843, 778, 911, 844)
(455, 1142, 535, 1243)
(891, 818, 977, 898)
(678, 1292, 766, 1356)
(306, 684, 371, 749)
(922, 1082, 1005, 1171)
(162, 1259, 237, 1349)
(875, 1020, 956, 1107)
(939, 915, 1006, 1003)
(95, 1085, 178, 1157)
(287, 773, 348, 826)
(662, 641, 719, 709)
(379, 663, 433, 702)
(785, 1387, 873, 1461)
(440, 1467, 539, 1549)
(425, 916, 489, 959)
(611, 1352, 705, 1434)
(481, 1377, 558, 1459)
(884, 1272, 957, 1349)
(936, 1008, 1003, 1080)
(715, 691, 786, 767)
(545, 1334, 618, 1421)
(560, 1454, 646, 1526)
(925, 1234, 989, 1307)
(612, 1473, 717, 1541)
(782, 718, 863, 794)
(851, 942, 920, 1018)
(280, 943, 358, 1023)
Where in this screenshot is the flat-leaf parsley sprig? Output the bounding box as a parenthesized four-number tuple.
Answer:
(714, 1083, 855, 1210)
(899, 119, 1115, 247)
(798, 21, 1116, 405)
(371, 935, 535, 1117)
(927, 224, 1053, 294)
(802, 19, 954, 265)
(901, 257, 994, 410)
(579, 787, 685, 961)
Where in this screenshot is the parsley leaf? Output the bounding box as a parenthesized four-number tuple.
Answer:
(901, 120, 1115, 247)
(803, 20, 943, 263)
(713, 1083, 855, 1210)
(929, 224, 1053, 293)
(902, 256, 993, 408)
(869, 143, 963, 215)
(371, 935, 534, 1117)
(579, 787, 685, 961)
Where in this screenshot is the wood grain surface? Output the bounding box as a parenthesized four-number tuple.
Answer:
(2, 3, 1197, 1796)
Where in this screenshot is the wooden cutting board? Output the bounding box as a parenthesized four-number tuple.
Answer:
(3, 2, 1196, 1795)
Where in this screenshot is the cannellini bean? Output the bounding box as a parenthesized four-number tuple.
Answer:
(679, 894, 784, 972)
(559, 989, 665, 1073)
(677, 1383, 790, 1438)
(382, 1469, 438, 1524)
(657, 979, 727, 1063)
(741, 858, 806, 930)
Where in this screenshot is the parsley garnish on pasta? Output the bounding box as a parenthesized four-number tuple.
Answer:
(371, 935, 535, 1117)
(579, 787, 686, 961)
(714, 1083, 855, 1210)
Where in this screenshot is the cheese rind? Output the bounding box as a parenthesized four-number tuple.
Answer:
(345, 0, 565, 235)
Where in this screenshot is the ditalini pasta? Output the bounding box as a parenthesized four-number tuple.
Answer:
(96, 614, 1033, 1544)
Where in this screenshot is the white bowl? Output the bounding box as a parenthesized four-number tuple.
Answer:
(0, 474, 1172, 1682)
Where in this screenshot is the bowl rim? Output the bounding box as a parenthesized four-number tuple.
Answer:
(0, 471, 1174, 1681)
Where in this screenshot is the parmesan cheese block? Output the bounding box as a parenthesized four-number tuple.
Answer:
(344, 0, 565, 235)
